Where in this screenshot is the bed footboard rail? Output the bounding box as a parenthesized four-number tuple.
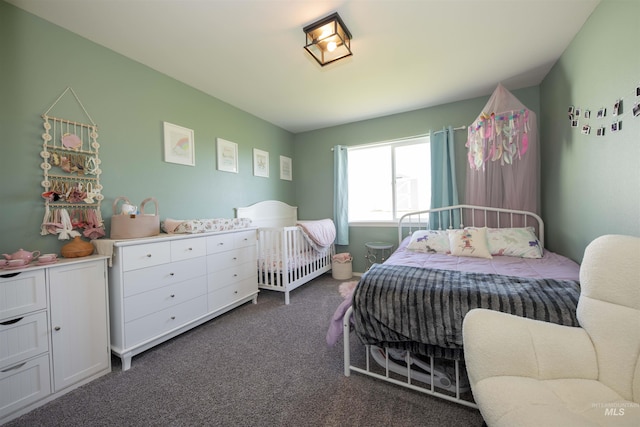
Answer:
(343, 306, 477, 409)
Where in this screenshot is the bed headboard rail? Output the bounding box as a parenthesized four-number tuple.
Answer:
(235, 200, 298, 228)
(398, 204, 544, 247)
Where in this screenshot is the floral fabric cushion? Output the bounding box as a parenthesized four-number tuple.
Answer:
(486, 227, 543, 258)
(406, 230, 450, 254)
(162, 218, 252, 234)
(448, 227, 492, 259)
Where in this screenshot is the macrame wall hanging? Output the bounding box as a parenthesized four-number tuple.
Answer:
(40, 87, 105, 240)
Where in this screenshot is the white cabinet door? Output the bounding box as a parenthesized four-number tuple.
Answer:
(48, 260, 110, 392)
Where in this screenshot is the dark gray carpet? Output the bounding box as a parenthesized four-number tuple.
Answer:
(6, 274, 483, 426)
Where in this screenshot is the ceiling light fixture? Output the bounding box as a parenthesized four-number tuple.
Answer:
(303, 12, 352, 67)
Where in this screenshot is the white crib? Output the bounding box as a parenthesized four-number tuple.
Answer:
(236, 200, 334, 304)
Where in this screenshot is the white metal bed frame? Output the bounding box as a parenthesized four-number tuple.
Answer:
(236, 200, 334, 305)
(342, 204, 544, 408)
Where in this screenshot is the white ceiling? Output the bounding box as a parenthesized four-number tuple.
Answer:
(8, 0, 600, 133)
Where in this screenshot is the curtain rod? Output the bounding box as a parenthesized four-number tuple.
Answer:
(331, 125, 467, 151)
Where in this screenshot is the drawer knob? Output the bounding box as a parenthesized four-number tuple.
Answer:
(234, 290, 238, 294)
(233, 274, 238, 277)
(233, 257, 237, 260)
(170, 294, 175, 298)
(218, 242, 224, 246)
(146, 254, 152, 258)
(170, 272, 175, 276)
(171, 316, 176, 320)
(188, 247, 193, 251)
(54, 326, 61, 331)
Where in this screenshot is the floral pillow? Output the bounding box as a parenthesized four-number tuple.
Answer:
(486, 227, 543, 258)
(406, 230, 450, 254)
(448, 227, 492, 259)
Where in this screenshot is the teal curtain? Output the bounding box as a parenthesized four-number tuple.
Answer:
(430, 126, 460, 229)
(333, 145, 349, 245)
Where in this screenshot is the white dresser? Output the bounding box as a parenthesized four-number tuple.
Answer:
(108, 228, 258, 371)
(0, 256, 111, 424)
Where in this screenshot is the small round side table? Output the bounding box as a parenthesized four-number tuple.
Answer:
(365, 241, 394, 270)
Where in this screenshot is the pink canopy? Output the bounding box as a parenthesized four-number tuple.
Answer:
(465, 84, 539, 218)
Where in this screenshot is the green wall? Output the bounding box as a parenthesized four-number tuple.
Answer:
(540, 0, 640, 262)
(0, 1, 295, 256)
(294, 88, 541, 272)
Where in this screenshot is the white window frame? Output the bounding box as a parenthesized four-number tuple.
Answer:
(347, 136, 430, 227)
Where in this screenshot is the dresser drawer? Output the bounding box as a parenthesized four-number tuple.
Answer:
(171, 237, 206, 262)
(206, 233, 236, 254)
(123, 257, 206, 297)
(124, 277, 207, 322)
(234, 230, 257, 248)
(121, 242, 171, 271)
(207, 263, 255, 292)
(0, 270, 46, 320)
(207, 246, 255, 271)
(0, 312, 49, 370)
(0, 354, 51, 419)
(124, 297, 207, 348)
(208, 277, 258, 312)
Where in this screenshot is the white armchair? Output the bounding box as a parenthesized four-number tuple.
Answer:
(463, 234, 640, 427)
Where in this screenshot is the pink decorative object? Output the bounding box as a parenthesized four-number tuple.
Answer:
(62, 133, 82, 149)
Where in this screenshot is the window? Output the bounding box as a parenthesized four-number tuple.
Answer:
(348, 136, 430, 223)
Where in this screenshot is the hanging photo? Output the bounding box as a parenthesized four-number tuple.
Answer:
(611, 121, 622, 132)
(636, 85, 640, 96)
(597, 127, 606, 136)
(574, 108, 581, 117)
(571, 119, 579, 128)
(633, 102, 640, 117)
(597, 107, 606, 119)
(581, 124, 591, 135)
(612, 100, 622, 116)
(568, 106, 575, 116)
(583, 110, 591, 119)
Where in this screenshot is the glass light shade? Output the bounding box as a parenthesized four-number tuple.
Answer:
(303, 12, 352, 66)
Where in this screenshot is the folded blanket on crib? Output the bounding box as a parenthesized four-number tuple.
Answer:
(296, 219, 336, 249)
(162, 218, 252, 234)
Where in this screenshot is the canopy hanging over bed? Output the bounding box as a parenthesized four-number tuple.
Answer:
(465, 84, 539, 215)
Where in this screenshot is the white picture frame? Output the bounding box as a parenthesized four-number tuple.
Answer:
(253, 149, 269, 178)
(163, 122, 195, 166)
(217, 138, 238, 173)
(280, 155, 292, 181)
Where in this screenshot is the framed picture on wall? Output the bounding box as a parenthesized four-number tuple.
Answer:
(280, 155, 292, 181)
(217, 138, 238, 173)
(163, 122, 195, 166)
(253, 149, 269, 178)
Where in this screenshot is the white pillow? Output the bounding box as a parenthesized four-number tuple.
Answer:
(406, 230, 450, 254)
(448, 227, 492, 259)
(486, 227, 543, 258)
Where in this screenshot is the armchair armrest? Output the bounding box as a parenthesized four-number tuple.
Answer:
(463, 309, 598, 386)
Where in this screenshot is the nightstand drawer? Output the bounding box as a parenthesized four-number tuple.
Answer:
(121, 242, 171, 271)
(0, 270, 46, 320)
(207, 263, 255, 291)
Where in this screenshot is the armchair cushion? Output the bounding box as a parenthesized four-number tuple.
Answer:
(463, 235, 640, 427)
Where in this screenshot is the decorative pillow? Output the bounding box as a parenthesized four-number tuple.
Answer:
(406, 230, 450, 254)
(447, 227, 492, 259)
(486, 227, 543, 258)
